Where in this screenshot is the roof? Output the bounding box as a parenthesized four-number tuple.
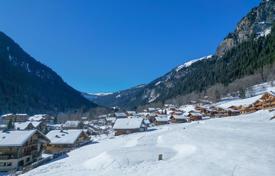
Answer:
(189, 112, 202, 116)
(46, 130, 85, 145)
(14, 121, 42, 130)
(14, 122, 34, 130)
(113, 118, 144, 130)
(0, 113, 13, 118)
(0, 130, 47, 147)
(115, 112, 127, 117)
(155, 115, 169, 122)
(63, 121, 81, 128)
(173, 115, 188, 120)
(29, 114, 47, 121)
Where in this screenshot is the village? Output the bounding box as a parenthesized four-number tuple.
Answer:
(0, 90, 275, 175)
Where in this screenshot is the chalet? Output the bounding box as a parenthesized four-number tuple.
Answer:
(170, 115, 188, 123)
(113, 118, 147, 136)
(14, 121, 47, 134)
(1, 114, 29, 124)
(14, 122, 35, 130)
(188, 111, 203, 121)
(45, 130, 91, 154)
(28, 114, 55, 124)
(62, 121, 83, 130)
(115, 112, 127, 119)
(154, 115, 170, 125)
(0, 130, 50, 172)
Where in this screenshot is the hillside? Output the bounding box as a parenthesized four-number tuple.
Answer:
(92, 0, 275, 109)
(0, 32, 97, 114)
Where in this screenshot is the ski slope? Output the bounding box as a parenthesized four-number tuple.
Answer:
(23, 110, 275, 176)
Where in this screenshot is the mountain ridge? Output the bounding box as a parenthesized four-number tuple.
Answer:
(91, 0, 275, 110)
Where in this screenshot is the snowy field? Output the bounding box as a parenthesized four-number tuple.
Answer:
(23, 110, 275, 176)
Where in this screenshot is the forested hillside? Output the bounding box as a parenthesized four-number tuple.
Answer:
(0, 32, 97, 114)
(92, 0, 275, 109)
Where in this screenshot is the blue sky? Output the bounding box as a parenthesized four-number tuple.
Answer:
(0, 0, 260, 93)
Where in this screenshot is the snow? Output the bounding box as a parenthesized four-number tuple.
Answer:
(179, 105, 196, 115)
(217, 95, 262, 108)
(155, 115, 170, 122)
(23, 110, 275, 176)
(258, 27, 272, 37)
(46, 130, 84, 145)
(89, 92, 113, 96)
(176, 55, 212, 72)
(154, 81, 161, 86)
(29, 114, 47, 121)
(0, 130, 37, 147)
(217, 81, 275, 108)
(113, 118, 144, 130)
(63, 121, 81, 128)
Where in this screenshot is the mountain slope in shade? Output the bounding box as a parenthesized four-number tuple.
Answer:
(92, 0, 275, 109)
(0, 32, 97, 114)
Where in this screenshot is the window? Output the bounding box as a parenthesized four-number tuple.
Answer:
(7, 162, 12, 166)
(0, 162, 6, 167)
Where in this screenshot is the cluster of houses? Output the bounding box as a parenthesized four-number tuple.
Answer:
(1, 91, 275, 173)
(0, 114, 91, 173)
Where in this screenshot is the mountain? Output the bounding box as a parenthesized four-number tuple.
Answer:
(0, 32, 97, 115)
(82, 92, 113, 101)
(92, 0, 275, 110)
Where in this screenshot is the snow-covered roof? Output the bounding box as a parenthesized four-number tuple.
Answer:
(113, 118, 144, 130)
(173, 115, 188, 120)
(115, 112, 127, 117)
(63, 121, 81, 128)
(0, 113, 13, 118)
(14, 121, 42, 130)
(29, 114, 48, 121)
(46, 130, 85, 145)
(189, 112, 202, 116)
(155, 115, 170, 122)
(14, 122, 34, 130)
(0, 130, 42, 147)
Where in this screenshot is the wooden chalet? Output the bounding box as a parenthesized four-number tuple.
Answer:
(154, 115, 170, 125)
(0, 130, 50, 172)
(188, 111, 203, 121)
(170, 115, 188, 123)
(113, 118, 147, 136)
(45, 130, 91, 154)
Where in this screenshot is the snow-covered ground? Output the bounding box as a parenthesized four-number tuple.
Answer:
(23, 110, 275, 176)
(217, 81, 275, 108)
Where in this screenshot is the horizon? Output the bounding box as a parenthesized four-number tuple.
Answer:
(0, 0, 260, 93)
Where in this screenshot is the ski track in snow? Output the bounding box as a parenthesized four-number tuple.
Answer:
(23, 111, 275, 176)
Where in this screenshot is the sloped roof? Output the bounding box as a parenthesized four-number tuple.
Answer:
(14, 122, 34, 130)
(115, 112, 127, 117)
(63, 121, 81, 128)
(113, 118, 143, 130)
(29, 114, 47, 121)
(0, 130, 48, 147)
(155, 115, 170, 122)
(173, 115, 188, 120)
(46, 130, 84, 145)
